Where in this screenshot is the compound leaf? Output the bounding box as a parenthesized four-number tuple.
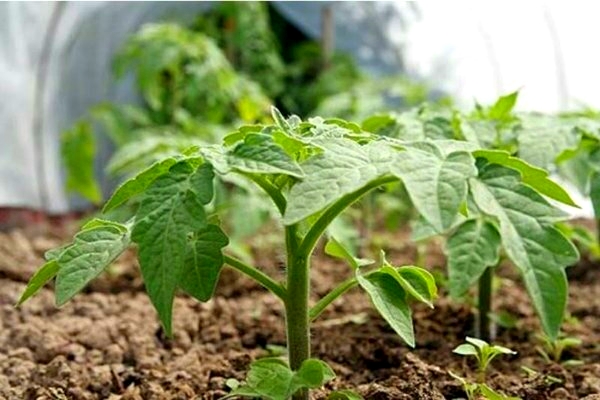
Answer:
(131, 161, 215, 335)
(447, 219, 501, 298)
(470, 164, 579, 339)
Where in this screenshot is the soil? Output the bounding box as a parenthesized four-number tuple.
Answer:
(1, 222, 600, 400)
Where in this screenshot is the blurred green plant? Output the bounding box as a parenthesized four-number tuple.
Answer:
(453, 337, 516, 382)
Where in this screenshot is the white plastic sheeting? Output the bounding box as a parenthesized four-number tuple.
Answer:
(0, 2, 214, 213)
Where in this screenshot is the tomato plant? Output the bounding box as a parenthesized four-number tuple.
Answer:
(20, 108, 578, 398)
(363, 99, 580, 342)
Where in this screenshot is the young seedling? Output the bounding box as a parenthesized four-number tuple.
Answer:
(536, 333, 583, 365)
(19, 109, 451, 400)
(453, 337, 516, 382)
(449, 371, 521, 400)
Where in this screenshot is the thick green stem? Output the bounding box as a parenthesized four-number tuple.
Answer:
(285, 225, 310, 400)
(223, 254, 287, 301)
(477, 267, 493, 341)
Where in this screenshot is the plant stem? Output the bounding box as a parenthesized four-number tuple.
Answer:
(285, 225, 310, 400)
(298, 176, 398, 258)
(310, 277, 359, 321)
(223, 254, 287, 301)
(477, 267, 493, 341)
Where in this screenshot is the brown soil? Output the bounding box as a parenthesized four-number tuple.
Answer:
(1, 224, 600, 400)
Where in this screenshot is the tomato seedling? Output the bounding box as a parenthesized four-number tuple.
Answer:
(20, 108, 449, 399)
(453, 337, 516, 382)
(365, 102, 580, 343)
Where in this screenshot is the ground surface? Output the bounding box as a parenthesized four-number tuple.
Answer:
(1, 223, 599, 400)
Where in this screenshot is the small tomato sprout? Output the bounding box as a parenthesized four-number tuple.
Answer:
(449, 371, 521, 400)
(536, 333, 582, 365)
(453, 337, 516, 382)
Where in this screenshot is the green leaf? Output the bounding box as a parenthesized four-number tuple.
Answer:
(410, 216, 440, 242)
(61, 121, 102, 203)
(488, 91, 518, 120)
(395, 266, 438, 307)
(17, 260, 60, 306)
(228, 133, 304, 177)
(271, 106, 293, 135)
(361, 114, 396, 134)
(226, 358, 335, 400)
(103, 157, 178, 212)
(453, 343, 479, 356)
(44, 244, 72, 261)
(283, 140, 396, 225)
(179, 224, 229, 302)
(223, 125, 261, 147)
(357, 270, 414, 347)
(55, 222, 131, 306)
(446, 219, 501, 298)
(391, 143, 476, 232)
(474, 149, 577, 207)
(470, 164, 579, 339)
(228, 358, 294, 400)
(517, 114, 580, 169)
(479, 384, 521, 400)
(131, 161, 215, 334)
(292, 359, 336, 390)
(377, 261, 437, 307)
(328, 390, 364, 400)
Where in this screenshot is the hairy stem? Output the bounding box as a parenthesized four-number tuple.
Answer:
(223, 254, 287, 301)
(285, 225, 310, 400)
(477, 267, 493, 341)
